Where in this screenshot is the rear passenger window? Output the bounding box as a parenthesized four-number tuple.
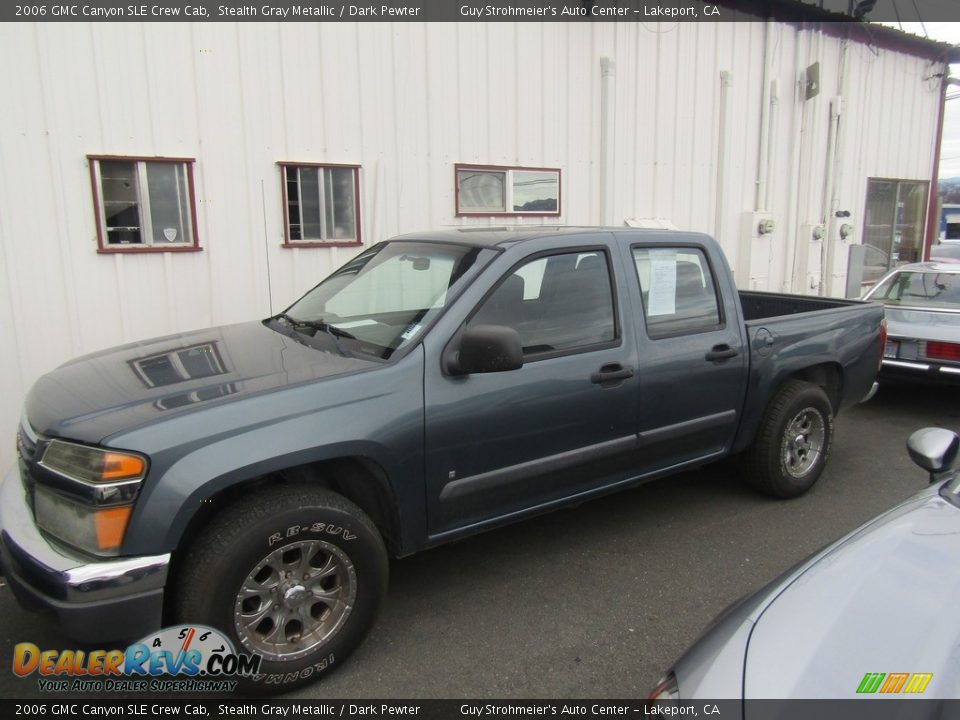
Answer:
(468, 250, 617, 356)
(632, 247, 721, 337)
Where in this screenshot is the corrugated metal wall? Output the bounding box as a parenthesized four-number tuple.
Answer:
(0, 21, 944, 469)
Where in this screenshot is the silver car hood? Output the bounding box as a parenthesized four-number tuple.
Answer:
(885, 307, 960, 344)
(743, 486, 960, 698)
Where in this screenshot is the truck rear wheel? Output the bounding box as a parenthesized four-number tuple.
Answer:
(175, 484, 388, 693)
(744, 380, 834, 498)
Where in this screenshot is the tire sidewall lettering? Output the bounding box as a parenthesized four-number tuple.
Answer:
(255, 653, 334, 685)
(267, 519, 359, 548)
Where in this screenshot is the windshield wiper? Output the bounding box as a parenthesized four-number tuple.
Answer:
(271, 313, 356, 353)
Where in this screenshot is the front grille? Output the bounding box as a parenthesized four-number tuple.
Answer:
(18, 458, 36, 515)
(16, 428, 37, 463)
(16, 419, 40, 514)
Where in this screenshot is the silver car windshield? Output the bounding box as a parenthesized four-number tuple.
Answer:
(279, 241, 491, 360)
(870, 270, 960, 310)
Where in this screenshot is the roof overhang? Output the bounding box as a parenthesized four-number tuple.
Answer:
(716, 0, 958, 63)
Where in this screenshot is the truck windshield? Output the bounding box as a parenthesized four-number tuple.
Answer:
(869, 270, 960, 310)
(274, 241, 491, 359)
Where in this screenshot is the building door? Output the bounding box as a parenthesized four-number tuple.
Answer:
(862, 178, 929, 284)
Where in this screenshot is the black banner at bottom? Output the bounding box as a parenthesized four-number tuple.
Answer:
(3, 699, 959, 720)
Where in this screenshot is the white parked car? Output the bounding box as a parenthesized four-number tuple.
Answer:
(863, 262, 960, 383)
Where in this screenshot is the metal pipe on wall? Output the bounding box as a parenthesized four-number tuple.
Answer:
(785, 24, 806, 293)
(821, 38, 849, 296)
(600, 56, 616, 226)
(755, 21, 775, 212)
(820, 95, 842, 296)
(715, 70, 733, 248)
(764, 79, 779, 213)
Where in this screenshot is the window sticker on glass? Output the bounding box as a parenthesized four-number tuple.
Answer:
(400, 324, 421, 340)
(331, 319, 379, 329)
(647, 249, 677, 317)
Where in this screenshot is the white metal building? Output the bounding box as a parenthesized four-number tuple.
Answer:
(0, 15, 954, 470)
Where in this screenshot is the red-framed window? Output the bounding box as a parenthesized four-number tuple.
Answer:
(279, 162, 362, 248)
(455, 163, 561, 217)
(88, 155, 200, 254)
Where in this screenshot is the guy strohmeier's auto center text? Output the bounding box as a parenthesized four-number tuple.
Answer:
(459, 3, 717, 16)
(13, 3, 423, 17)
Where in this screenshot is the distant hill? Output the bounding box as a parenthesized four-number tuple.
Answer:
(939, 177, 960, 203)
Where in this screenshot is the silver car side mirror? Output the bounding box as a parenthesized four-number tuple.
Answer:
(907, 428, 960, 483)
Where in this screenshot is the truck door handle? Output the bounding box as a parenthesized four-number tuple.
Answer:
(705, 345, 738, 362)
(590, 363, 634, 385)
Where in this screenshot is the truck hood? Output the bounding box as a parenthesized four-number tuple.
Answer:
(743, 488, 960, 698)
(885, 306, 960, 344)
(24, 321, 380, 444)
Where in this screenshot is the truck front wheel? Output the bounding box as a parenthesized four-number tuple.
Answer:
(744, 380, 834, 498)
(175, 484, 388, 693)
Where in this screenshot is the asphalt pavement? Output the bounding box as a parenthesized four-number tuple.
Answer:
(1, 379, 959, 699)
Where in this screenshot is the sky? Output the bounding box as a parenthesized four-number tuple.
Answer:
(877, 22, 960, 179)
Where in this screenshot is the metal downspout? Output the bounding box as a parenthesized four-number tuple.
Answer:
(755, 21, 775, 212)
(819, 96, 840, 296)
(600, 57, 616, 226)
(715, 71, 733, 248)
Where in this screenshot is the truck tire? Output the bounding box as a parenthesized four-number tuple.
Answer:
(743, 380, 834, 499)
(175, 484, 388, 693)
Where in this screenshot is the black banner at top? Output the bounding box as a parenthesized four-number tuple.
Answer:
(5, 0, 960, 23)
(3, 699, 960, 720)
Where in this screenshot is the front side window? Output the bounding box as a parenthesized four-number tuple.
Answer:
(281, 163, 359, 246)
(90, 156, 198, 252)
(455, 164, 560, 216)
(276, 241, 495, 360)
(468, 250, 617, 357)
(632, 247, 722, 337)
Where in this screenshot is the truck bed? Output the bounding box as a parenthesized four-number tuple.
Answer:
(729, 289, 884, 456)
(739, 290, 868, 322)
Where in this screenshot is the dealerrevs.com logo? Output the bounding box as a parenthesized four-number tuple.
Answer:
(12, 625, 262, 693)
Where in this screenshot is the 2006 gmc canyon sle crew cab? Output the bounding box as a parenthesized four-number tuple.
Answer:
(3, 227, 883, 690)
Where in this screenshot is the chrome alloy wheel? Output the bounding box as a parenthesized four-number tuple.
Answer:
(233, 539, 357, 661)
(781, 408, 826, 478)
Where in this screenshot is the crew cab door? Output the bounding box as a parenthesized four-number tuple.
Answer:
(623, 241, 748, 471)
(422, 236, 640, 539)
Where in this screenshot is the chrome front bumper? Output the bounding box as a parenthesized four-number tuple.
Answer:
(0, 466, 170, 643)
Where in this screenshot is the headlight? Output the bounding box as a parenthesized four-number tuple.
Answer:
(40, 440, 146, 484)
(35, 440, 147, 555)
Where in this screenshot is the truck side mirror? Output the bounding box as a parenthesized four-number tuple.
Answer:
(451, 325, 523, 375)
(907, 427, 960, 483)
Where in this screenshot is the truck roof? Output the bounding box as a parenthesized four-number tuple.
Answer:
(389, 226, 708, 248)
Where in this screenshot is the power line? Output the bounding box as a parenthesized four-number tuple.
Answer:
(908, 0, 927, 37)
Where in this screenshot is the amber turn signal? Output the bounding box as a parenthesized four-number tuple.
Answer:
(101, 453, 146, 481)
(94, 506, 133, 551)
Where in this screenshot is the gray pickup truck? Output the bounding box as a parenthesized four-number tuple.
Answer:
(3, 227, 883, 690)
